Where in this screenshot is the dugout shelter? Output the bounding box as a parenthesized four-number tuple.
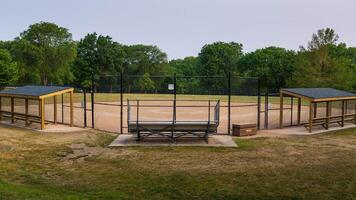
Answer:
(0, 86, 74, 130)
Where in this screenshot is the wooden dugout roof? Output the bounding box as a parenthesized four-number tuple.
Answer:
(0, 86, 74, 99)
(280, 88, 356, 102)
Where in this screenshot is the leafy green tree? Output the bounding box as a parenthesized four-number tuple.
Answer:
(15, 22, 76, 85)
(169, 56, 199, 93)
(72, 33, 124, 90)
(0, 41, 12, 50)
(237, 47, 296, 89)
(328, 44, 356, 89)
(170, 56, 198, 76)
(72, 33, 97, 89)
(197, 42, 243, 93)
(124, 44, 169, 75)
(124, 45, 169, 91)
(305, 28, 339, 51)
(4, 40, 41, 84)
(0, 49, 19, 88)
(133, 73, 155, 93)
(289, 28, 353, 90)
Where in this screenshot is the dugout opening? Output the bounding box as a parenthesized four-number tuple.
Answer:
(279, 88, 356, 132)
(0, 86, 74, 130)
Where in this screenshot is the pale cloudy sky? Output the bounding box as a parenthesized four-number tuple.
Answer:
(0, 0, 355, 59)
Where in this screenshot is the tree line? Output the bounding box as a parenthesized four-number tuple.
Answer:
(1, 21, 356, 93)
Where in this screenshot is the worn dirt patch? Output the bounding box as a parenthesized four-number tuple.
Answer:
(59, 143, 108, 165)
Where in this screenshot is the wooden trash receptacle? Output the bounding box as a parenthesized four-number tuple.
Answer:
(232, 124, 257, 137)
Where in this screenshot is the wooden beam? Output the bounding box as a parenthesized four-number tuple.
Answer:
(70, 91, 73, 127)
(40, 99, 45, 130)
(25, 99, 29, 126)
(279, 91, 284, 129)
(313, 96, 356, 102)
(11, 97, 14, 123)
(326, 101, 330, 130)
(297, 98, 301, 125)
(279, 90, 313, 102)
(309, 101, 313, 133)
(53, 96, 57, 124)
(39, 88, 74, 99)
(0, 94, 40, 100)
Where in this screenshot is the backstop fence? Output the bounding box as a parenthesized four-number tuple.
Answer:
(90, 73, 264, 134)
(1, 74, 326, 133)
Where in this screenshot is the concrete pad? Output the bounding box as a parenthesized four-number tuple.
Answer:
(109, 134, 237, 147)
(39, 124, 86, 133)
(0, 120, 85, 133)
(259, 122, 356, 136)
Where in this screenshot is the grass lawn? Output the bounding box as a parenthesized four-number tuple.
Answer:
(0, 124, 356, 199)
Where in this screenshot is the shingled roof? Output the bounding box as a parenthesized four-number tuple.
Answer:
(0, 86, 73, 99)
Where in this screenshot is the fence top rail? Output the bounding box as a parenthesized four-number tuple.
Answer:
(121, 74, 259, 79)
(128, 120, 218, 123)
(127, 99, 221, 102)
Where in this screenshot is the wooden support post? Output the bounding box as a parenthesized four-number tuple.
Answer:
(38, 99, 41, 116)
(0, 96, 2, 121)
(341, 100, 345, 127)
(313, 103, 317, 118)
(70, 91, 73, 127)
(11, 97, 14, 123)
(40, 99, 45, 130)
(354, 100, 356, 125)
(290, 97, 293, 126)
(345, 100, 348, 114)
(136, 100, 140, 141)
(61, 94, 64, 123)
(309, 101, 314, 133)
(25, 99, 29, 126)
(279, 91, 283, 129)
(326, 101, 330, 130)
(53, 96, 57, 124)
(297, 98, 301, 125)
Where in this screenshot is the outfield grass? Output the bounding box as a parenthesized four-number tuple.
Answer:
(0, 124, 356, 199)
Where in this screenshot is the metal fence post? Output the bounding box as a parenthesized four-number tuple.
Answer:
(83, 90, 87, 128)
(174, 73, 177, 101)
(91, 74, 95, 128)
(264, 89, 269, 129)
(120, 72, 123, 134)
(173, 73, 177, 121)
(257, 77, 261, 130)
(228, 72, 231, 135)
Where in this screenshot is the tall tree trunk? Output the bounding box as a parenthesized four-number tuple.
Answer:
(42, 74, 48, 86)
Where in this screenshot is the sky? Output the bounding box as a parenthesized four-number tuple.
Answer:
(0, 0, 355, 59)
